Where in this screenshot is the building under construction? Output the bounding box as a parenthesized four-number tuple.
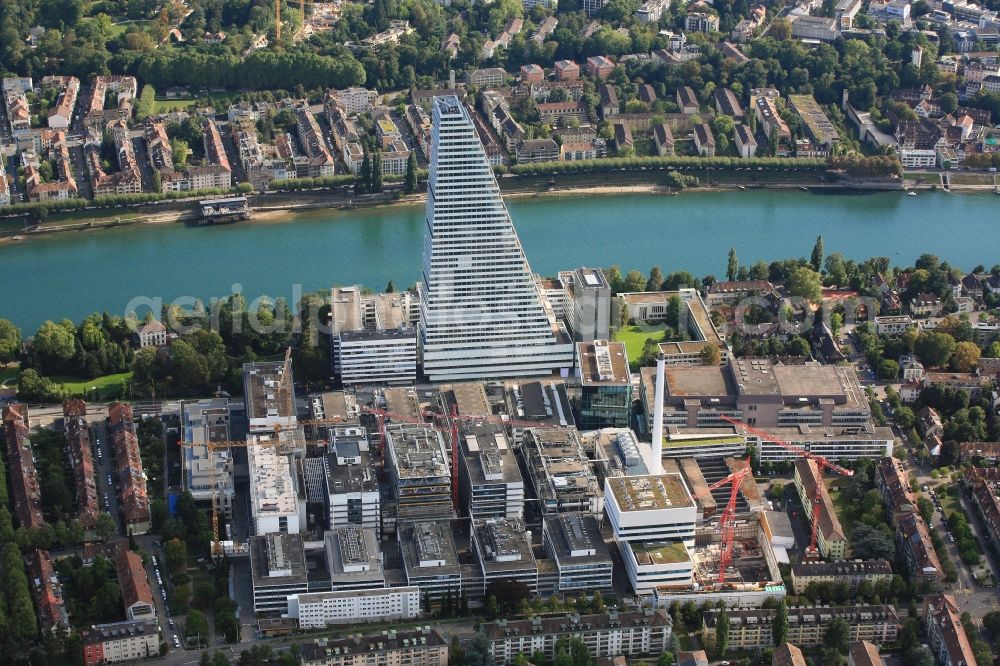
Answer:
(384, 423, 453, 523)
(244, 358, 296, 433)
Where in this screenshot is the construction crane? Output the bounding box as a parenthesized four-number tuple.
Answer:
(176, 435, 287, 562)
(719, 415, 853, 561)
(688, 457, 754, 584)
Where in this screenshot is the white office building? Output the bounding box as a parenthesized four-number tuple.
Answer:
(180, 399, 234, 515)
(457, 422, 525, 519)
(250, 532, 309, 616)
(331, 286, 417, 385)
(285, 586, 421, 629)
(248, 433, 303, 536)
(323, 439, 380, 530)
(419, 96, 574, 381)
(605, 475, 698, 594)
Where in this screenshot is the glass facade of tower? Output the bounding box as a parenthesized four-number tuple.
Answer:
(419, 96, 573, 381)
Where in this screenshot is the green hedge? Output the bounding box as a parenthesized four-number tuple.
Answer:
(503, 155, 831, 176)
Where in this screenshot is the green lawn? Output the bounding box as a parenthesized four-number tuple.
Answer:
(613, 324, 666, 366)
(46, 372, 133, 399)
(948, 172, 994, 186)
(826, 479, 858, 538)
(152, 91, 241, 114)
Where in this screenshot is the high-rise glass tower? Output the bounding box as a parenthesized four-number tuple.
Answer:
(419, 96, 573, 381)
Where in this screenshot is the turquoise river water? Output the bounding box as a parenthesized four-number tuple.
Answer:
(3, 189, 999, 331)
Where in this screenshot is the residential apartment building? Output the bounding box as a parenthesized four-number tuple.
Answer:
(328, 87, 379, 114)
(794, 458, 848, 560)
(82, 621, 160, 666)
(875, 458, 943, 585)
(923, 595, 977, 666)
(874, 315, 914, 335)
(686, 12, 720, 33)
(419, 97, 573, 381)
(299, 629, 448, 666)
(28, 549, 69, 632)
(468, 68, 507, 89)
(790, 559, 893, 594)
(484, 610, 672, 664)
(63, 400, 100, 530)
(116, 549, 155, 622)
(703, 606, 899, 650)
(1, 404, 44, 529)
(109, 403, 150, 535)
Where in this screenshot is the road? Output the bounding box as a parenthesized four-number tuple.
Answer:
(92, 419, 125, 535)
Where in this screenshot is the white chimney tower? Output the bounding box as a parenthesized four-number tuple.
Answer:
(649, 353, 665, 474)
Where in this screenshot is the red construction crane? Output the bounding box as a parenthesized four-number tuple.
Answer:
(719, 415, 853, 560)
(689, 457, 754, 584)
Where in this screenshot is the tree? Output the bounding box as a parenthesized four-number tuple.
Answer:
(811, 236, 824, 272)
(770, 17, 792, 39)
(715, 608, 730, 653)
(878, 359, 899, 380)
(370, 151, 383, 192)
(647, 266, 665, 291)
(185, 609, 210, 644)
(824, 618, 851, 654)
(915, 331, 957, 367)
(385, 280, 395, 293)
(773, 600, 788, 646)
(356, 150, 372, 194)
(623, 270, 646, 293)
(830, 312, 843, 337)
(165, 538, 187, 576)
(950, 341, 980, 372)
(850, 524, 895, 560)
(787, 267, 823, 303)
(94, 513, 116, 540)
(940, 93, 958, 115)
(33, 319, 77, 365)
(404, 152, 418, 194)
(0, 319, 21, 366)
(700, 344, 721, 365)
(727, 247, 739, 282)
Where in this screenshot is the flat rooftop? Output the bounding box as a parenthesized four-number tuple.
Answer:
(630, 541, 691, 565)
(301, 629, 445, 661)
(578, 340, 630, 387)
(243, 360, 294, 421)
(386, 424, 450, 481)
(460, 422, 523, 485)
(330, 286, 364, 334)
(664, 365, 733, 397)
(384, 387, 422, 420)
(474, 518, 537, 571)
(325, 526, 384, 583)
(505, 380, 575, 427)
(544, 513, 613, 564)
(251, 533, 307, 585)
(442, 383, 492, 417)
(248, 433, 299, 516)
(608, 474, 694, 511)
(399, 521, 461, 575)
(324, 451, 377, 495)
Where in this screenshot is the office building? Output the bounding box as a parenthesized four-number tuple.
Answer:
(559, 268, 612, 342)
(457, 422, 525, 519)
(542, 513, 614, 592)
(324, 526, 385, 590)
(243, 359, 296, 433)
(523, 428, 603, 514)
(82, 621, 159, 666)
(181, 399, 234, 516)
(386, 423, 454, 521)
(248, 432, 303, 536)
(330, 286, 417, 385)
(790, 559, 892, 594)
(484, 610, 672, 664)
(286, 586, 422, 629)
(300, 629, 448, 666)
(399, 521, 462, 602)
(324, 443, 380, 530)
(250, 533, 309, 616)
(504, 380, 576, 442)
(702, 605, 899, 649)
(606, 474, 697, 594)
(471, 518, 538, 595)
(576, 340, 631, 430)
(419, 96, 574, 381)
